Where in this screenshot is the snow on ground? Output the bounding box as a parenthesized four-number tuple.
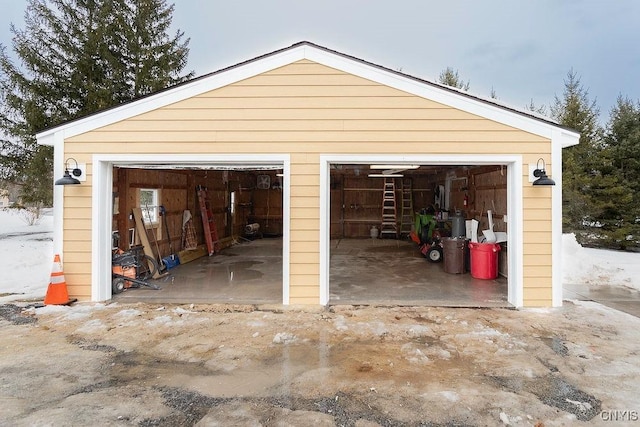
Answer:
(0, 209, 53, 302)
(563, 233, 640, 291)
(1, 209, 640, 302)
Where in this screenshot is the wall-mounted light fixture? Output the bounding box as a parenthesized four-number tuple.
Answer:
(532, 158, 555, 186)
(54, 158, 82, 186)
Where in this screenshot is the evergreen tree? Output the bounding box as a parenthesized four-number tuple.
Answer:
(596, 96, 640, 248)
(438, 67, 470, 91)
(605, 96, 640, 192)
(124, 0, 191, 97)
(550, 69, 602, 239)
(526, 98, 547, 116)
(0, 0, 192, 206)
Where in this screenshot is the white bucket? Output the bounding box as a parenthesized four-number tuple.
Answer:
(370, 226, 379, 239)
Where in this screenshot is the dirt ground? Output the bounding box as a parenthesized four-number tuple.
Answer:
(1, 301, 639, 426)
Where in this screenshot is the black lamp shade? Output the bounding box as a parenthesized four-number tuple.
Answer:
(55, 169, 81, 185)
(532, 169, 556, 186)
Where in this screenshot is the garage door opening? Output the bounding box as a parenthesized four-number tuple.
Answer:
(326, 161, 512, 307)
(104, 162, 286, 304)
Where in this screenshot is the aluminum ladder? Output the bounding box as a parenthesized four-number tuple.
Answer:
(400, 178, 413, 236)
(380, 178, 398, 238)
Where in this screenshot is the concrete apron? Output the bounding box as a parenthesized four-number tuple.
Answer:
(564, 282, 640, 318)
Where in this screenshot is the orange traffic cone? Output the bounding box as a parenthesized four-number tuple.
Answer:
(44, 254, 77, 305)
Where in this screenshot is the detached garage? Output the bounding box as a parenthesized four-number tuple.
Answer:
(37, 41, 578, 308)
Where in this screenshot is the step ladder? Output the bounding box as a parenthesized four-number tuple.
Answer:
(380, 177, 398, 238)
(196, 185, 219, 256)
(400, 178, 413, 236)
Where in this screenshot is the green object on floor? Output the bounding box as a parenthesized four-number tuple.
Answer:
(415, 214, 435, 241)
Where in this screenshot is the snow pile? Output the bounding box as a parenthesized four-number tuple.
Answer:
(0, 209, 53, 302)
(563, 233, 640, 291)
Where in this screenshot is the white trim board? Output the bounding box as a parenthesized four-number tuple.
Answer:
(551, 130, 564, 307)
(320, 154, 525, 308)
(91, 153, 291, 304)
(37, 42, 579, 147)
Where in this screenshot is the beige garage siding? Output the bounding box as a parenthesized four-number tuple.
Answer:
(62, 59, 553, 306)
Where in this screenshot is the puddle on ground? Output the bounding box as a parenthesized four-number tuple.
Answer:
(66, 328, 600, 426)
(111, 351, 219, 382)
(117, 340, 475, 426)
(106, 338, 467, 400)
(489, 374, 601, 421)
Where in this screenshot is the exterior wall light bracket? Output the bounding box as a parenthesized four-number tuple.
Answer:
(55, 158, 83, 186)
(532, 158, 555, 186)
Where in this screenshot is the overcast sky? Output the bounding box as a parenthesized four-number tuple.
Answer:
(1, 1, 639, 122)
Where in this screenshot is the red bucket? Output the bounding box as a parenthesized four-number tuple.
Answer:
(468, 242, 501, 279)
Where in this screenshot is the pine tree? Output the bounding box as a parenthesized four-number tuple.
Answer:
(550, 69, 602, 239)
(596, 96, 640, 249)
(438, 67, 470, 91)
(0, 0, 192, 206)
(605, 96, 640, 191)
(526, 99, 547, 116)
(124, 0, 191, 97)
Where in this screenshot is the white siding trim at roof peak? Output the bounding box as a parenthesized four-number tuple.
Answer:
(36, 42, 579, 146)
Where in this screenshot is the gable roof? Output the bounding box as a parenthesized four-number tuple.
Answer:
(37, 41, 579, 147)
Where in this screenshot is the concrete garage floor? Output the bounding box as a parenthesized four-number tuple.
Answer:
(114, 237, 283, 304)
(114, 237, 508, 306)
(330, 238, 509, 307)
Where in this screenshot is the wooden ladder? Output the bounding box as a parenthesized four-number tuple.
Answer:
(380, 177, 398, 238)
(400, 178, 413, 236)
(196, 185, 219, 256)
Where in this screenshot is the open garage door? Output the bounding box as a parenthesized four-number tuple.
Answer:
(92, 155, 290, 304)
(320, 156, 523, 307)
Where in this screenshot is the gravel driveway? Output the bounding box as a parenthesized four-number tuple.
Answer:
(1, 301, 639, 426)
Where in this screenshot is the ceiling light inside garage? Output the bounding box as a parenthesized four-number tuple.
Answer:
(369, 165, 420, 169)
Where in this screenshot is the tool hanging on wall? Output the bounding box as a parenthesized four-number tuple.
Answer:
(159, 205, 179, 270)
(144, 203, 167, 272)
